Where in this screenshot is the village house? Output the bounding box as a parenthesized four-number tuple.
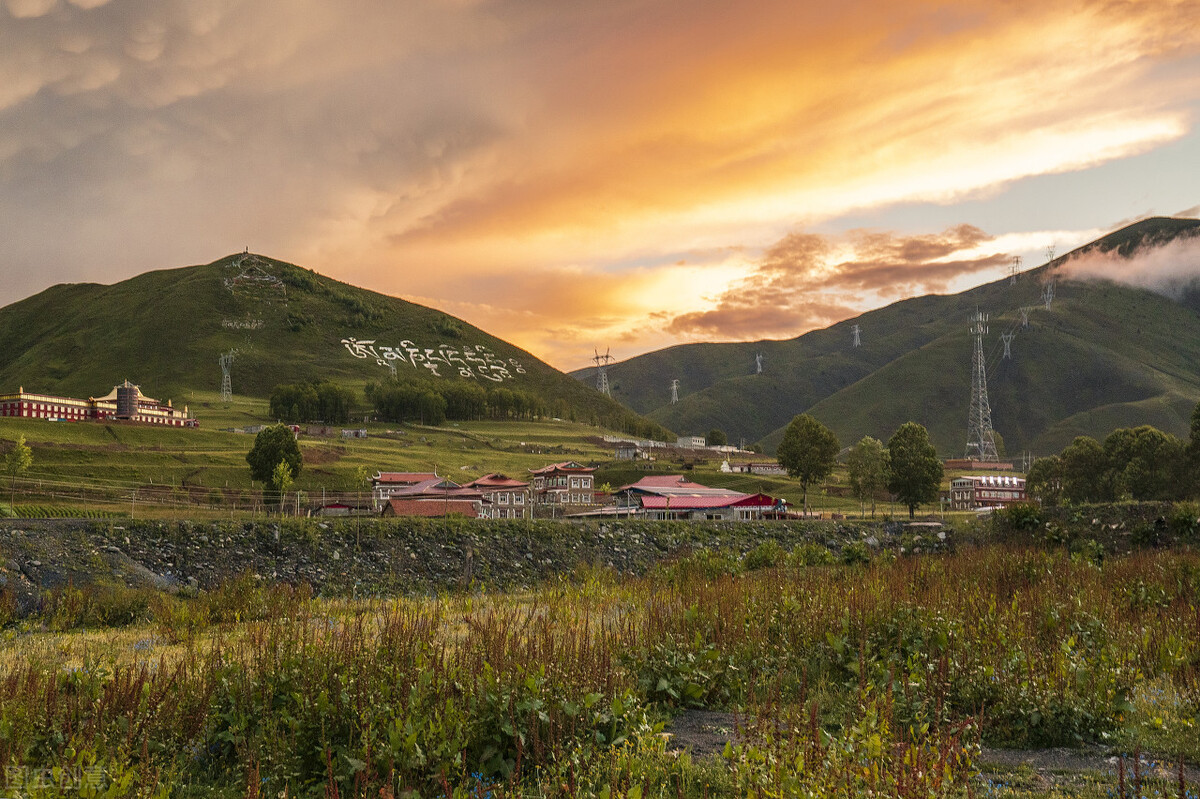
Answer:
(604, 474, 789, 521)
(378, 477, 489, 518)
(528, 461, 596, 509)
(462, 473, 531, 519)
(371, 471, 440, 509)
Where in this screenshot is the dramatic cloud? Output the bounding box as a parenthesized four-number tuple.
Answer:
(668, 226, 1010, 339)
(1059, 232, 1200, 300)
(1, 0, 1199, 368)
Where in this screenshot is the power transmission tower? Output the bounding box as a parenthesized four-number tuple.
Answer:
(219, 350, 235, 405)
(754, 353, 763, 374)
(1009, 255, 1022, 284)
(1019, 307, 1030, 328)
(592, 348, 613, 396)
(1045, 245, 1056, 265)
(965, 310, 999, 461)
(851, 324, 861, 347)
(1042, 280, 1055, 311)
(670, 379, 679, 405)
(1001, 332, 1014, 359)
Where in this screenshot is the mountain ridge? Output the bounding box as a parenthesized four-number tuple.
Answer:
(573, 217, 1200, 454)
(0, 253, 669, 436)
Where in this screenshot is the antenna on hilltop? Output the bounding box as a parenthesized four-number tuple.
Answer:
(219, 349, 235, 406)
(670, 379, 679, 405)
(1009, 256, 1022, 285)
(592, 347, 613, 396)
(851, 324, 862, 348)
(965, 309, 999, 462)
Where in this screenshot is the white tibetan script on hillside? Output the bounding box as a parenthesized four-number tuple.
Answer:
(341, 338, 526, 381)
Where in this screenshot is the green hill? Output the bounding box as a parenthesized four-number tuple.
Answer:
(574, 217, 1200, 455)
(0, 254, 669, 436)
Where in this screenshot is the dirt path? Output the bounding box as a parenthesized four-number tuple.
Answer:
(663, 710, 1199, 791)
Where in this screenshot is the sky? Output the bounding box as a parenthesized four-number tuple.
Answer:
(2, 0, 1199, 372)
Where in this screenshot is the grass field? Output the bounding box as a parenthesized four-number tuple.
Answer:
(1, 404, 996, 521)
(2, 543, 1197, 797)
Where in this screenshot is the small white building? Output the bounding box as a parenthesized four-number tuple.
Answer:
(676, 435, 706, 449)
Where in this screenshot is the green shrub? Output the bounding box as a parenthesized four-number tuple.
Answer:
(1169, 501, 1200, 538)
(743, 540, 783, 570)
(786, 542, 835, 567)
(840, 541, 871, 566)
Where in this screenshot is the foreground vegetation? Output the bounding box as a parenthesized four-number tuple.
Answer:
(2, 540, 1197, 798)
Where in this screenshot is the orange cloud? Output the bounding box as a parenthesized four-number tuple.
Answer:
(666, 225, 1009, 339)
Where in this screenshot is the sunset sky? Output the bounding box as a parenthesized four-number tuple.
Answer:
(2, 0, 1199, 370)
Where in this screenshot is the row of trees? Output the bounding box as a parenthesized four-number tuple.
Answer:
(365, 381, 553, 425)
(776, 414, 943, 518)
(269, 381, 359, 424)
(1026, 403, 1200, 504)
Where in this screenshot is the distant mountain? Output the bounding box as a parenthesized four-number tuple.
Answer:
(0, 253, 668, 434)
(573, 217, 1200, 455)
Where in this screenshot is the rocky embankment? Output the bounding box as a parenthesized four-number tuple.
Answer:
(0, 516, 949, 615)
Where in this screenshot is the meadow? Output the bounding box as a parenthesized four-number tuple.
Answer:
(1, 407, 956, 521)
(1, 540, 1197, 798)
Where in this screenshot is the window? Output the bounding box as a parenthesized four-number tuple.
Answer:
(514, 494, 524, 504)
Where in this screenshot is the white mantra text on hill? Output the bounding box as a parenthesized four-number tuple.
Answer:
(341, 338, 526, 382)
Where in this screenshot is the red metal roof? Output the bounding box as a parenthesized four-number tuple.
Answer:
(374, 472, 438, 485)
(528, 461, 595, 475)
(464, 473, 530, 489)
(640, 493, 779, 510)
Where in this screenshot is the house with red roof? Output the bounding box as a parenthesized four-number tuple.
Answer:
(462, 473, 531, 519)
(528, 461, 596, 510)
(377, 476, 489, 518)
(371, 471, 440, 509)
(606, 474, 788, 521)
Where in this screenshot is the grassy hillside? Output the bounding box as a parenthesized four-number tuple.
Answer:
(579, 217, 1200, 454)
(0, 254, 669, 438)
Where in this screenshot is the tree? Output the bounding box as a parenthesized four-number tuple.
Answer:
(246, 424, 303, 485)
(776, 414, 840, 514)
(885, 422, 943, 519)
(5, 435, 32, 511)
(270, 460, 294, 513)
(707, 428, 728, 447)
(1059, 436, 1108, 503)
(1025, 455, 1063, 506)
(846, 436, 887, 517)
(1103, 425, 1188, 501)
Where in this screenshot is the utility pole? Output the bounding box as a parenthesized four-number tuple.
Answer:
(965, 309, 999, 461)
(592, 348, 613, 396)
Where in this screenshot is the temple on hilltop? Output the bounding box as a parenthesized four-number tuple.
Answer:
(0, 380, 198, 427)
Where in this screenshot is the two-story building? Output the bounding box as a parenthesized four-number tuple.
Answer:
(529, 461, 595, 508)
(462, 473, 531, 519)
(371, 471, 440, 509)
(950, 475, 1026, 510)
